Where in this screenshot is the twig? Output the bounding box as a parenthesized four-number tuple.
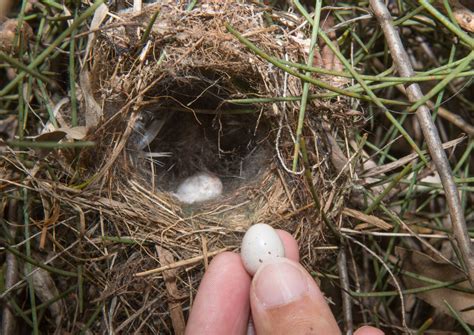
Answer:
(157, 246, 185, 335)
(444, 300, 472, 334)
(133, 0, 142, 12)
(407, 52, 474, 112)
(294, 1, 429, 165)
(398, 84, 474, 136)
(361, 136, 466, 178)
(1, 241, 78, 277)
(226, 91, 409, 106)
(345, 235, 407, 330)
(134, 248, 229, 277)
(418, 0, 474, 48)
(115, 298, 159, 333)
(5, 140, 95, 149)
(337, 246, 353, 335)
(430, 103, 474, 137)
(21, 188, 39, 335)
(371, 58, 474, 136)
(1, 200, 19, 335)
(0, 53, 53, 84)
(342, 207, 392, 230)
(300, 137, 340, 238)
(369, 0, 474, 286)
(292, 0, 322, 171)
(340, 227, 474, 242)
(225, 23, 407, 105)
(137, 10, 159, 47)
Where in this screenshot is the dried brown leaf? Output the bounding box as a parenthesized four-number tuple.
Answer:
(79, 70, 102, 128)
(453, 6, 474, 32)
(60, 126, 87, 140)
(30, 265, 65, 327)
(0, 19, 33, 54)
(0, 0, 14, 19)
(35, 127, 87, 142)
(323, 125, 347, 173)
(39, 199, 60, 249)
(0, 115, 17, 152)
(397, 247, 474, 325)
(343, 207, 392, 230)
(320, 15, 343, 72)
(34, 131, 67, 143)
(83, 3, 109, 61)
(436, 0, 474, 32)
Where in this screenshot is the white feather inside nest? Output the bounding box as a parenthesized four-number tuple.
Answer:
(173, 172, 223, 204)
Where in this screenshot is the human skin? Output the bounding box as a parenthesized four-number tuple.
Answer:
(185, 230, 383, 335)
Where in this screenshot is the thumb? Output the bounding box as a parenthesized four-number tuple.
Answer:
(250, 258, 340, 335)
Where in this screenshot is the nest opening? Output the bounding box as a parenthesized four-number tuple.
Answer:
(131, 95, 273, 197)
(146, 69, 255, 111)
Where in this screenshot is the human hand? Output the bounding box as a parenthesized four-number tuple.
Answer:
(185, 230, 383, 335)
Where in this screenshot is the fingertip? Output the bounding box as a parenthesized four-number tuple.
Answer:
(354, 326, 384, 335)
(198, 251, 251, 290)
(275, 229, 299, 262)
(211, 251, 245, 268)
(185, 252, 251, 335)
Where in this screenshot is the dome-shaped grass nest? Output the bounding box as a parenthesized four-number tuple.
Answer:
(1, 1, 362, 333)
(81, 0, 356, 226)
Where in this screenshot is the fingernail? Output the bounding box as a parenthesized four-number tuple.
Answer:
(253, 259, 308, 308)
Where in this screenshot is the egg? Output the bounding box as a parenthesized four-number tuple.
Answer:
(240, 223, 285, 276)
(174, 172, 223, 204)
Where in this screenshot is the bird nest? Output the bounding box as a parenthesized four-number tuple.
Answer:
(1, 1, 363, 333)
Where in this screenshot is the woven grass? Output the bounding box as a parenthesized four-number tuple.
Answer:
(0, 2, 362, 333)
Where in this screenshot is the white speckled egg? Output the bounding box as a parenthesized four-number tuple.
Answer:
(241, 223, 285, 276)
